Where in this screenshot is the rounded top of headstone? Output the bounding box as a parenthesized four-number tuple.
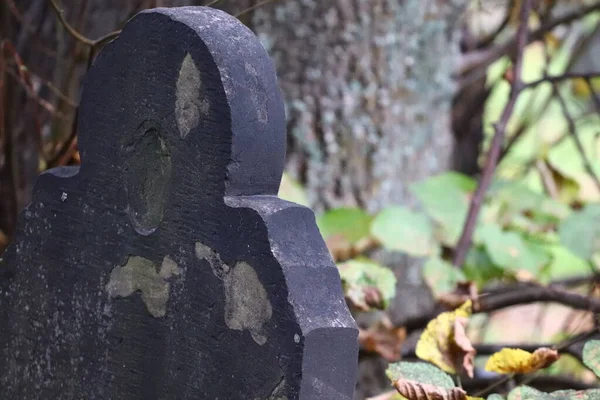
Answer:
(77, 6, 286, 198)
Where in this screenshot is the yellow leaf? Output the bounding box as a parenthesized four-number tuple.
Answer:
(572, 77, 600, 99)
(485, 347, 559, 374)
(415, 301, 474, 376)
(543, 33, 561, 50)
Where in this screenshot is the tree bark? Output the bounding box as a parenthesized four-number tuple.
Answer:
(232, 0, 467, 215)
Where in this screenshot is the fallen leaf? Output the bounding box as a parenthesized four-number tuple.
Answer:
(453, 316, 475, 378)
(393, 380, 467, 400)
(415, 301, 475, 377)
(338, 259, 397, 311)
(326, 234, 353, 262)
(359, 317, 407, 362)
(438, 281, 479, 310)
(485, 347, 559, 374)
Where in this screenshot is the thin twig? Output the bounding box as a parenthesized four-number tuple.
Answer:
(235, 0, 278, 17)
(473, 375, 513, 397)
(536, 159, 559, 199)
(499, 22, 597, 164)
(48, 0, 120, 49)
(478, 285, 600, 313)
(553, 83, 600, 193)
(459, 1, 600, 77)
(469, 374, 599, 395)
(4, 69, 69, 119)
(48, 0, 94, 46)
(203, 0, 222, 6)
(453, 0, 533, 268)
(476, 0, 514, 49)
(47, 46, 96, 168)
(586, 77, 600, 114)
(523, 72, 600, 90)
(402, 280, 600, 332)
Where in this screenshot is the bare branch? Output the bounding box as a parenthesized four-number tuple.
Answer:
(453, 0, 533, 268)
(460, 2, 600, 77)
(553, 83, 600, 193)
(477, 285, 600, 314)
(48, 0, 120, 49)
(523, 72, 600, 90)
(235, 0, 279, 17)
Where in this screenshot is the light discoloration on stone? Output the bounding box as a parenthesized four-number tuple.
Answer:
(195, 241, 272, 345)
(106, 255, 181, 318)
(123, 123, 171, 235)
(224, 261, 272, 345)
(194, 241, 229, 278)
(258, 375, 287, 400)
(244, 62, 268, 124)
(176, 53, 209, 139)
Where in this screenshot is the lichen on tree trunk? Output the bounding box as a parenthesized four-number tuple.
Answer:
(242, 0, 467, 214)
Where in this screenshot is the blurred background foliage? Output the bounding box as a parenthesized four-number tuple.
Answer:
(2, 0, 600, 399)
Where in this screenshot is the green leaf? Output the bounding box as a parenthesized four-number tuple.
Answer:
(508, 385, 600, 400)
(539, 245, 592, 284)
(548, 122, 600, 203)
(411, 172, 476, 246)
(479, 225, 551, 275)
(558, 204, 600, 260)
(338, 258, 396, 310)
(423, 256, 466, 298)
(385, 361, 455, 389)
(371, 207, 438, 257)
(489, 180, 571, 221)
(278, 172, 310, 207)
(508, 386, 553, 400)
(550, 390, 600, 400)
(317, 208, 372, 244)
(583, 340, 600, 378)
(546, 354, 594, 381)
(488, 394, 506, 400)
(463, 247, 505, 287)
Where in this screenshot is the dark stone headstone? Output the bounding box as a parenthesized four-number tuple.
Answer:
(0, 7, 358, 399)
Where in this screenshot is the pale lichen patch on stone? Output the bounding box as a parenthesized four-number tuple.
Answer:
(195, 241, 229, 278)
(106, 255, 180, 318)
(195, 241, 272, 345)
(224, 261, 272, 345)
(160, 255, 180, 279)
(175, 53, 210, 139)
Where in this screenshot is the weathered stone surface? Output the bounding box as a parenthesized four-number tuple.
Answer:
(0, 7, 358, 399)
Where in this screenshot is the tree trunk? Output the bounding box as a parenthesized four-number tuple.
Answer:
(233, 0, 467, 214)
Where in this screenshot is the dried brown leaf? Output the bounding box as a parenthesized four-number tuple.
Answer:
(415, 301, 475, 376)
(453, 316, 475, 378)
(438, 281, 479, 310)
(359, 317, 407, 361)
(326, 234, 353, 262)
(393, 379, 467, 400)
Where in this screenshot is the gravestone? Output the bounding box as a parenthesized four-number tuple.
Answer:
(0, 7, 358, 399)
